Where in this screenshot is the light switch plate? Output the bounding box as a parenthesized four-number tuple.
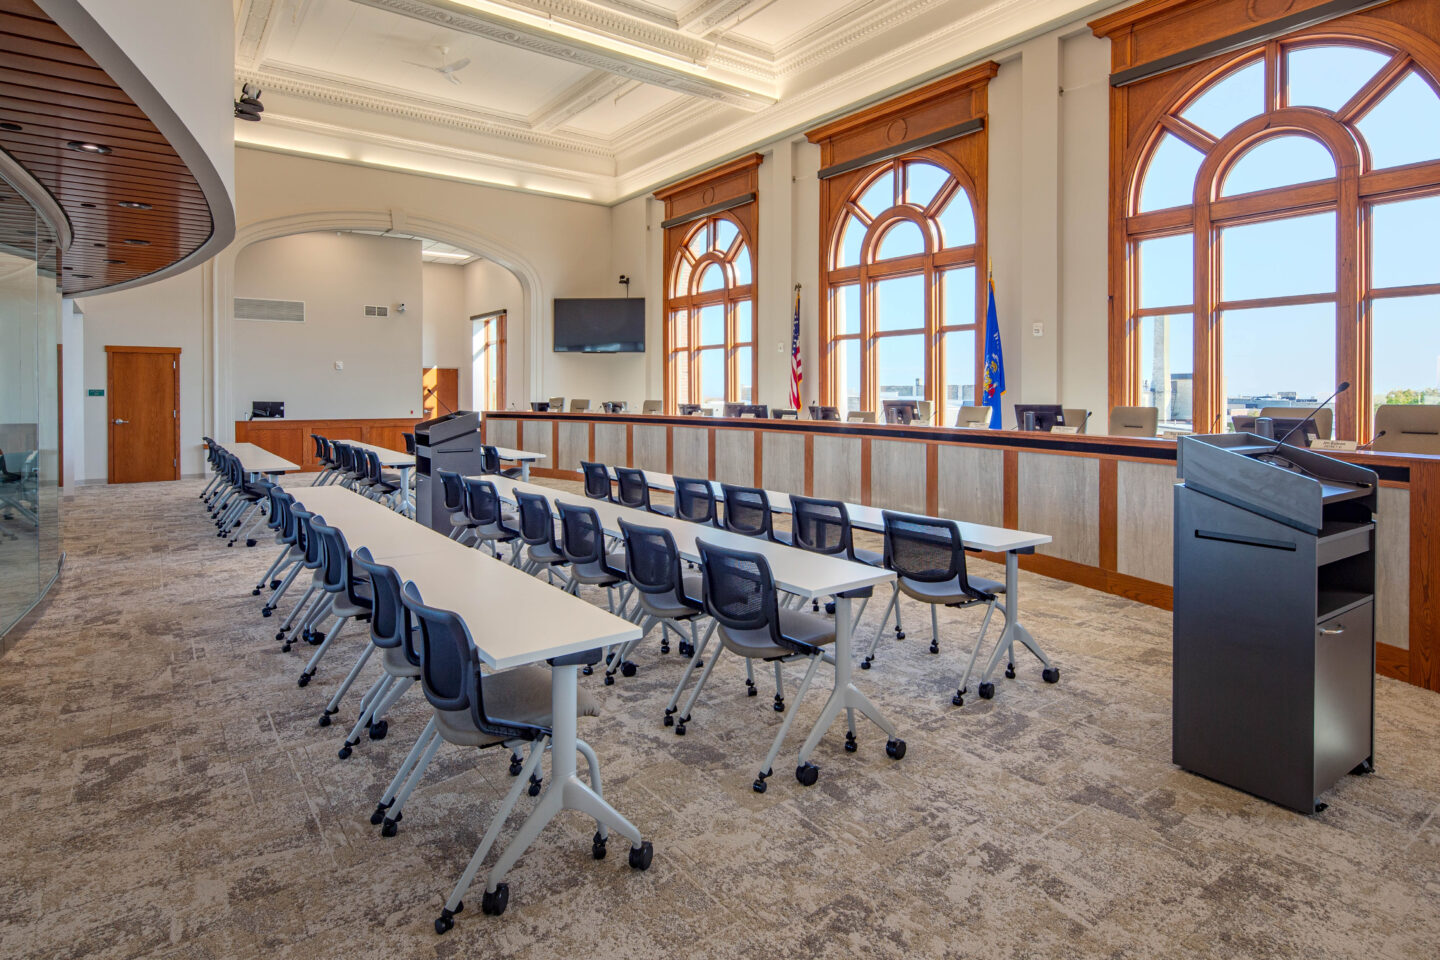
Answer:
(1031, 322, 1043, 337)
(334, 361, 344, 371)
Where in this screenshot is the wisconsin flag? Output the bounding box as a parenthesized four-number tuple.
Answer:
(981, 269, 1006, 429)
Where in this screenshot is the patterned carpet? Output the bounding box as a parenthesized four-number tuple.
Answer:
(1, 476, 1437, 959)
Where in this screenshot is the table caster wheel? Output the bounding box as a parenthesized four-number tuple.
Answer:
(628, 841, 653, 870)
(795, 762, 819, 787)
(978, 682, 994, 699)
(592, 831, 607, 860)
(886, 738, 907, 760)
(481, 884, 509, 916)
(621, 661, 637, 678)
(368, 719, 388, 740)
(1042, 667, 1060, 684)
(338, 744, 353, 760)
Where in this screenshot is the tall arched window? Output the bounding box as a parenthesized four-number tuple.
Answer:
(1116, 30, 1440, 439)
(808, 63, 994, 425)
(666, 215, 756, 412)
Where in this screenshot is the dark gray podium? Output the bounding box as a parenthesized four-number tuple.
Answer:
(414, 411, 484, 534)
(1173, 434, 1377, 813)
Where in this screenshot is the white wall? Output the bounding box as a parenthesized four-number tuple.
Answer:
(421, 262, 470, 411)
(60, 299, 85, 485)
(76, 268, 209, 478)
(232, 232, 424, 421)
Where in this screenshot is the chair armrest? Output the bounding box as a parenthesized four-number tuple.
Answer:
(548, 647, 603, 667)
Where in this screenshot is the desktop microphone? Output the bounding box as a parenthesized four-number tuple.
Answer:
(1273, 381, 1349, 452)
(1358, 429, 1387, 450)
(1211, 411, 1223, 434)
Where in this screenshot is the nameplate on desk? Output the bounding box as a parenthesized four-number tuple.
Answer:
(1051, 426, 1081, 435)
(1312, 439, 1358, 452)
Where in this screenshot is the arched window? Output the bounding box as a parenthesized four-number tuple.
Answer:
(1120, 35, 1440, 438)
(824, 157, 981, 421)
(665, 214, 756, 412)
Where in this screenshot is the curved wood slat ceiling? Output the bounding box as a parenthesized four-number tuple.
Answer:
(0, 0, 212, 294)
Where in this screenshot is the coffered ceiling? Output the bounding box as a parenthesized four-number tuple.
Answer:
(233, 0, 1109, 203)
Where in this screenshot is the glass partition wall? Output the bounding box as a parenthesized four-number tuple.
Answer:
(0, 172, 62, 644)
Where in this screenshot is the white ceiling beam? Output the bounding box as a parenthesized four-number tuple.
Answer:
(235, 0, 284, 68)
(350, 0, 776, 109)
(529, 71, 637, 132)
(675, 0, 755, 36)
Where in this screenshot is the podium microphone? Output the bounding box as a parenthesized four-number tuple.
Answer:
(1273, 381, 1349, 452)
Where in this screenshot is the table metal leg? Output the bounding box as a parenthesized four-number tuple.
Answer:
(398, 466, 414, 517)
(795, 596, 905, 775)
(479, 664, 648, 913)
(980, 551, 1057, 684)
(519, 461, 531, 482)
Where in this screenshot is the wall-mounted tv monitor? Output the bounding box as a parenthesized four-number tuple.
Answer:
(553, 298, 645, 353)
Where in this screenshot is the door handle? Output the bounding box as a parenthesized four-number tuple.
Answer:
(113, 418, 129, 424)
(1319, 625, 1346, 635)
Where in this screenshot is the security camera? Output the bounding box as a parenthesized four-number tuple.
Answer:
(397, 302, 407, 313)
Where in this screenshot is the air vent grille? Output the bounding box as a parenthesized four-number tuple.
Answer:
(235, 297, 305, 322)
(364, 304, 389, 317)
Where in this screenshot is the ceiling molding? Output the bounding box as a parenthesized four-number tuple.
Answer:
(235, 0, 284, 68)
(349, 0, 776, 108)
(529, 71, 637, 132)
(486, 0, 711, 58)
(239, 63, 616, 157)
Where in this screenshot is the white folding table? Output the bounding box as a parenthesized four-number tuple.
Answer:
(228, 441, 300, 477)
(617, 467, 1056, 688)
(280, 483, 649, 920)
(499, 479, 904, 787)
(341, 441, 416, 516)
(490, 446, 545, 481)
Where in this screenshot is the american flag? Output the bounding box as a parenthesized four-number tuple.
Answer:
(788, 286, 803, 409)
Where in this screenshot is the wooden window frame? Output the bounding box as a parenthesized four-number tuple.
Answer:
(655, 156, 762, 413)
(807, 62, 997, 423)
(472, 311, 506, 411)
(1093, 0, 1440, 440)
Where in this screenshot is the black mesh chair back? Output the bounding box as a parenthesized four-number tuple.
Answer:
(882, 511, 984, 598)
(311, 518, 371, 609)
(402, 432, 416, 455)
(674, 476, 718, 525)
(696, 539, 776, 635)
(580, 461, 612, 500)
(291, 507, 322, 570)
(310, 434, 325, 463)
(790, 495, 851, 556)
(557, 500, 619, 575)
(614, 467, 651, 510)
(438, 470, 465, 511)
(353, 548, 411, 656)
(516, 491, 559, 548)
(332, 442, 349, 475)
(720, 484, 773, 539)
(479, 445, 521, 478)
(619, 518, 697, 610)
(275, 490, 298, 544)
(265, 485, 289, 534)
(461, 476, 504, 526)
(321, 437, 336, 465)
(402, 583, 548, 741)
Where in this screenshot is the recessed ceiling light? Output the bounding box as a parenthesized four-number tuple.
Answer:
(123, 238, 150, 246)
(0, 122, 21, 132)
(67, 141, 111, 154)
(117, 201, 152, 210)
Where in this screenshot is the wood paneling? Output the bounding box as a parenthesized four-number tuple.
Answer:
(422, 367, 458, 420)
(0, 0, 213, 294)
(761, 430, 805, 495)
(934, 444, 1004, 527)
(236, 417, 418, 472)
(1116, 460, 1176, 586)
(106, 346, 178, 483)
(1017, 452, 1100, 566)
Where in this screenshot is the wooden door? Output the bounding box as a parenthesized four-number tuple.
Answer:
(106, 346, 180, 483)
(423, 367, 459, 420)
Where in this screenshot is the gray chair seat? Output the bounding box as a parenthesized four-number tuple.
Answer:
(449, 511, 473, 529)
(570, 549, 627, 585)
(771, 530, 792, 546)
(528, 542, 566, 565)
(852, 546, 883, 567)
(648, 503, 675, 517)
(638, 573, 704, 619)
(897, 573, 1004, 605)
(381, 643, 420, 677)
(432, 665, 599, 747)
(720, 607, 836, 659)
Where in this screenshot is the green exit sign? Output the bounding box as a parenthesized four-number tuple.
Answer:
(88, 389, 104, 396)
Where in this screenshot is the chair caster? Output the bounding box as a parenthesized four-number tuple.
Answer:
(509, 756, 524, 776)
(271, 579, 282, 590)
(246, 539, 257, 548)
(380, 814, 401, 837)
(261, 608, 272, 618)
(338, 743, 353, 760)
(886, 738, 907, 760)
(745, 681, 757, 697)
(369, 802, 390, 826)
(628, 841, 653, 870)
(603, 674, 615, 686)
(592, 831, 607, 860)
(825, 600, 836, 615)
(582, 665, 593, 676)
(895, 629, 905, 640)
(844, 732, 857, 753)
(674, 722, 686, 736)
(368, 719, 388, 740)
(860, 657, 873, 670)
(929, 641, 939, 654)
(678, 641, 694, 657)
(772, 696, 785, 713)
(434, 902, 461, 935)
(952, 687, 966, 707)
(1042, 666, 1060, 684)
(978, 682, 994, 699)
(273, 629, 284, 640)
(660, 641, 670, 654)
(753, 769, 770, 793)
(620, 661, 637, 678)
(281, 643, 291, 653)
(528, 774, 542, 797)
(306, 632, 322, 646)
(297, 673, 312, 688)
(317, 711, 332, 727)
(1005, 662, 1016, 679)
(252, 588, 262, 596)
(795, 762, 819, 787)
(481, 884, 509, 916)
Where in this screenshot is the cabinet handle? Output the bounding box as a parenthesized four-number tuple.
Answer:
(1319, 625, 1346, 635)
